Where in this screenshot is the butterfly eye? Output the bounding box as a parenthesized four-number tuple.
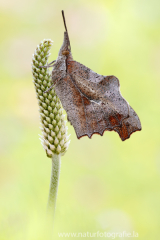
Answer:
(62, 50, 70, 56)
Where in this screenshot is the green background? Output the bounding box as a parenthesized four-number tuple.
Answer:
(0, 0, 160, 239)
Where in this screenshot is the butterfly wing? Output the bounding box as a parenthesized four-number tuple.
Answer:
(114, 106, 141, 141)
(55, 60, 141, 140)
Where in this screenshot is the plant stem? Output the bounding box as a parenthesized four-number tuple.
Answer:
(47, 154, 61, 232)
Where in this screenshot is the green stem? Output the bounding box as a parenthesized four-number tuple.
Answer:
(47, 154, 61, 231)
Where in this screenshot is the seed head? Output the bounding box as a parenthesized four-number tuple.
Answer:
(31, 39, 70, 158)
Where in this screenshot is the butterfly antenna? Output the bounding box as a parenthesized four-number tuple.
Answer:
(61, 10, 71, 50)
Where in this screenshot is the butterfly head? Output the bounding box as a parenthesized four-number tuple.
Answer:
(62, 50, 70, 56)
(58, 31, 71, 58)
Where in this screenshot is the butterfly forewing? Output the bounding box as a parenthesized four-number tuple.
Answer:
(54, 59, 141, 140)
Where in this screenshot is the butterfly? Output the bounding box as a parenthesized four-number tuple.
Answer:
(42, 10, 141, 141)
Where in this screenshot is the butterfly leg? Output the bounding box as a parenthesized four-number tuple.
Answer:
(44, 83, 56, 93)
(44, 75, 62, 93)
(39, 60, 56, 68)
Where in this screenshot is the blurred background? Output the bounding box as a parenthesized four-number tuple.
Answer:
(0, 0, 160, 239)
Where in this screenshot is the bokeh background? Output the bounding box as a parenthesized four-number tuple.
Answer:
(0, 0, 160, 239)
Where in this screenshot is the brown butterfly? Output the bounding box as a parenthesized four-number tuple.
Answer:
(42, 10, 141, 141)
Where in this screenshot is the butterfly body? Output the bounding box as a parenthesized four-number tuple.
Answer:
(50, 31, 141, 140)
